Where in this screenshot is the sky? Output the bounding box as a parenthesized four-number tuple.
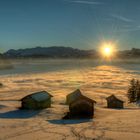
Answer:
(0, 0, 140, 52)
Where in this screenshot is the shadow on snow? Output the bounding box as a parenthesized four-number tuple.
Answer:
(48, 119, 92, 125)
(0, 109, 40, 119)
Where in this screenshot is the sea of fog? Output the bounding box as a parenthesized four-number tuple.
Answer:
(0, 59, 140, 75)
(0, 59, 140, 104)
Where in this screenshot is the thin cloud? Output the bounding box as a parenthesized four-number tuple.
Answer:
(121, 28, 140, 32)
(114, 26, 140, 33)
(66, 0, 103, 5)
(111, 14, 134, 23)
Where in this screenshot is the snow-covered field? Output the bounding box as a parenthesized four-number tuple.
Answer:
(0, 59, 140, 140)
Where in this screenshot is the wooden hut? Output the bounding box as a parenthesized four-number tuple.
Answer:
(66, 89, 82, 105)
(64, 95, 96, 119)
(106, 95, 124, 109)
(21, 91, 53, 109)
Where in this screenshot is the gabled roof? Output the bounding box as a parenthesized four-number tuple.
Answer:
(67, 89, 82, 100)
(21, 91, 53, 102)
(67, 89, 82, 97)
(70, 95, 96, 105)
(106, 95, 124, 103)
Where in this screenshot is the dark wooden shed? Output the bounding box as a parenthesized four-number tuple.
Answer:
(66, 89, 82, 105)
(64, 95, 96, 119)
(106, 95, 124, 109)
(21, 91, 53, 110)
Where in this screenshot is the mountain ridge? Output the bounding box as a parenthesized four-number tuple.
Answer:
(2, 46, 140, 58)
(3, 46, 96, 58)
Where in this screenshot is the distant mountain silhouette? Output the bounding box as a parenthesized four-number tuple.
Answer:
(117, 48, 140, 58)
(3, 46, 140, 58)
(4, 46, 96, 58)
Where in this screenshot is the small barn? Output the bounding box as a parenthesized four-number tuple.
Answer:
(64, 95, 96, 119)
(21, 91, 53, 109)
(66, 89, 82, 105)
(106, 95, 124, 109)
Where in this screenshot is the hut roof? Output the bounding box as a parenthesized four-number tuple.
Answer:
(21, 91, 53, 102)
(68, 89, 82, 96)
(70, 95, 96, 105)
(106, 95, 124, 103)
(67, 89, 82, 100)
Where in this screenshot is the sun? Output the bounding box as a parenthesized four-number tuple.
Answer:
(100, 42, 115, 58)
(104, 47, 112, 56)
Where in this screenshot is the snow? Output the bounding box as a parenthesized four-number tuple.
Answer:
(31, 91, 51, 102)
(0, 59, 140, 140)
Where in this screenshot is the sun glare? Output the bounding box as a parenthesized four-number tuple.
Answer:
(104, 47, 112, 56)
(100, 42, 115, 58)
